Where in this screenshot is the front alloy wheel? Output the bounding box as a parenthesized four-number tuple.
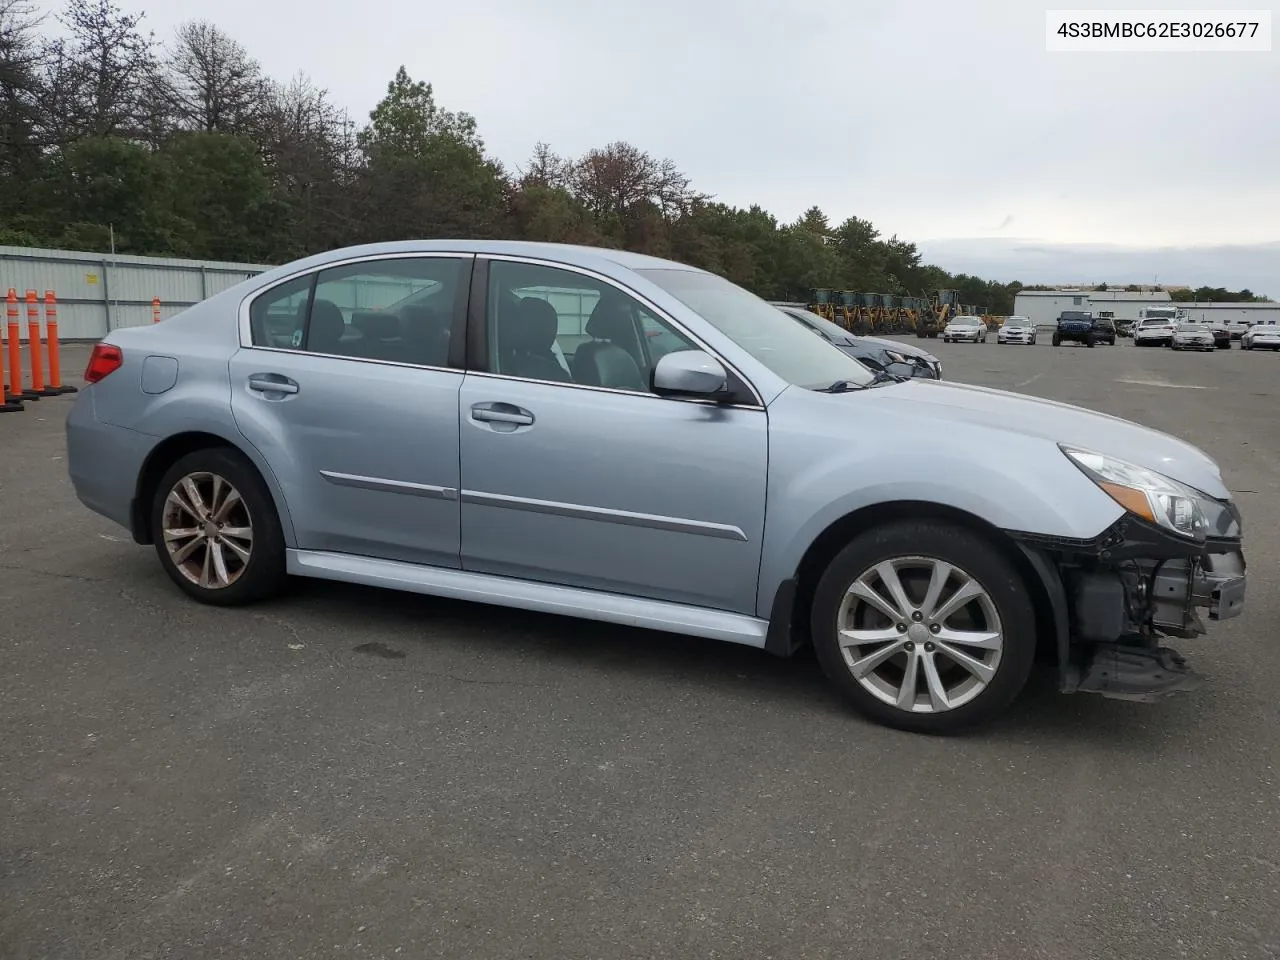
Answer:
(838, 557, 1003, 713)
(810, 520, 1037, 732)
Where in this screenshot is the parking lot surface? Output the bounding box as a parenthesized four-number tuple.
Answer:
(3, 338, 1278, 960)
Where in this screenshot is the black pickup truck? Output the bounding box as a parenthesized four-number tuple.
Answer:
(1052, 310, 1115, 347)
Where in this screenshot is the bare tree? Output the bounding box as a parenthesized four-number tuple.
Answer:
(569, 141, 706, 220)
(163, 20, 267, 134)
(257, 71, 356, 252)
(44, 0, 159, 142)
(516, 140, 572, 190)
(0, 0, 47, 171)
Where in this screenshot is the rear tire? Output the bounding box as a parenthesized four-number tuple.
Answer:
(150, 447, 288, 607)
(809, 520, 1038, 733)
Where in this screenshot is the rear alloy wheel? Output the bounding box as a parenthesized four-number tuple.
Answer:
(811, 521, 1037, 733)
(151, 447, 287, 606)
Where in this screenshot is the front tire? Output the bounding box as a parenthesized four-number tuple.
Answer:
(150, 447, 288, 606)
(809, 520, 1038, 733)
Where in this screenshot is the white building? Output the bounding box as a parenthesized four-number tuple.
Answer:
(1012, 289, 1173, 328)
(1174, 301, 1280, 327)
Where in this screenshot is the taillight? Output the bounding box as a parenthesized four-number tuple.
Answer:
(84, 343, 123, 384)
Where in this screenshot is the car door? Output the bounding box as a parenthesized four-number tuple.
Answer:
(456, 257, 769, 616)
(229, 253, 471, 568)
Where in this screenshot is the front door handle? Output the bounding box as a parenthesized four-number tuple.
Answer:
(247, 374, 299, 395)
(471, 402, 534, 426)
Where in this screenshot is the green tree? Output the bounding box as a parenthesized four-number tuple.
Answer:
(40, 135, 175, 252)
(354, 65, 507, 241)
(162, 131, 284, 261)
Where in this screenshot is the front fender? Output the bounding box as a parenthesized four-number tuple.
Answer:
(754, 409, 1125, 619)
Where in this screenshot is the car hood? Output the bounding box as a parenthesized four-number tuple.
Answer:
(851, 379, 1229, 498)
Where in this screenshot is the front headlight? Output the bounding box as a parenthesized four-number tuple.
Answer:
(1059, 444, 1240, 541)
(883, 350, 908, 364)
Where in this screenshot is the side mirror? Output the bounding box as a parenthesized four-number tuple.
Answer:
(652, 349, 728, 398)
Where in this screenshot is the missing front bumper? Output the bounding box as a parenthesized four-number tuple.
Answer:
(1014, 521, 1246, 701)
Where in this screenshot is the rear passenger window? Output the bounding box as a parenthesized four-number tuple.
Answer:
(300, 257, 465, 365)
(249, 274, 313, 348)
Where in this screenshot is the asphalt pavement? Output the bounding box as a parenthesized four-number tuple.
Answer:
(3, 337, 1278, 960)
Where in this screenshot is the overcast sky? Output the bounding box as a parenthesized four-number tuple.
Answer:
(34, 0, 1280, 293)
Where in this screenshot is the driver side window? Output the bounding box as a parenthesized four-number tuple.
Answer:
(485, 260, 697, 394)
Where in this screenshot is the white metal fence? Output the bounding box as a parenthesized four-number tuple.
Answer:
(0, 245, 271, 341)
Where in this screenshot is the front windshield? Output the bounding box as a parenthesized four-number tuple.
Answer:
(951, 318, 978, 327)
(636, 268, 875, 389)
(1181, 323, 1208, 331)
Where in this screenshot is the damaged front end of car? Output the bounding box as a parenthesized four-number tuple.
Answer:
(1013, 445, 1246, 702)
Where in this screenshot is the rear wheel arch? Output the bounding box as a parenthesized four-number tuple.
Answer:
(775, 500, 1060, 668)
(132, 431, 294, 547)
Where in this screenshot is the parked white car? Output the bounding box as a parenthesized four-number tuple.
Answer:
(997, 316, 1037, 345)
(1242, 321, 1280, 351)
(942, 316, 987, 343)
(1171, 323, 1216, 352)
(1134, 316, 1176, 347)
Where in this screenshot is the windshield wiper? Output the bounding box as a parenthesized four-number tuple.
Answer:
(818, 379, 867, 393)
(818, 370, 904, 393)
(867, 369, 905, 386)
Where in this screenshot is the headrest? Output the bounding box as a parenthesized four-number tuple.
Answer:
(518, 297, 560, 349)
(585, 296, 634, 342)
(309, 299, 346, 341)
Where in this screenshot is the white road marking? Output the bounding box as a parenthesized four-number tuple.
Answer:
(1116, 378, 1210, 389)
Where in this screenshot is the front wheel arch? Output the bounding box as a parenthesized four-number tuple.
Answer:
(776, 500, 1059, 670)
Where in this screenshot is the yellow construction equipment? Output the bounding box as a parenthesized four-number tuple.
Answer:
(807, 288, 992, 338)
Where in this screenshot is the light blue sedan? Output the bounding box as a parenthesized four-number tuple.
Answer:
(66, 240, 1247, 732)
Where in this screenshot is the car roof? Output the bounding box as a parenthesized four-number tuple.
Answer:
(243, 239, 707, 290)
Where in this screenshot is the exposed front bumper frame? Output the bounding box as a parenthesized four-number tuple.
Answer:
(1010, 512, 1246, 701)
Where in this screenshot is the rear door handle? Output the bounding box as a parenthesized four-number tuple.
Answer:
(471, 402, 533, 426)
(247, 374, 299, 395)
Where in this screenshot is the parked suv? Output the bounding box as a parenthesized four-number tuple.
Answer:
(1090, 316, 1117, 345)
(1052, 311, 1098, 347)
(65, 240, 1248, 734)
